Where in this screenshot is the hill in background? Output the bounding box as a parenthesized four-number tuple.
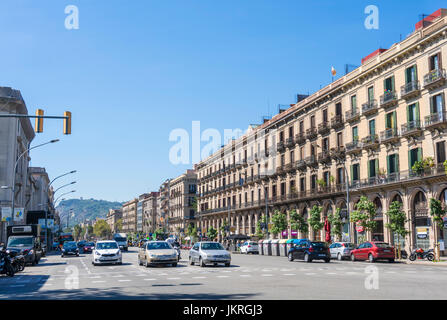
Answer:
(57, 198, 123, 227)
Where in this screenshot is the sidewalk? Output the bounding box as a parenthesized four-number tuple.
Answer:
(402, 258, 447, 266)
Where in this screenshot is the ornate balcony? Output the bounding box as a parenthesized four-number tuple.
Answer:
(276, 166, 286, 176)
(362, 134, 380, 150)
(306, 127, 318, 140)
(285, 137, 295, 149)
(305, 155, 318, 168)
(296, 159, 307, 171)
(425, 112, 447, 131)
(345, 108, 360, 123)
(295, 133, 306, 145)
(346, 140, 362, 155)
(400, 80, 420, 100)
(277, 141, 286, 153)
(284, 163, 295, 173)
(401, 120, 422, 137)
(318, 122, 331, 135)
(331, 115, 344, 130)
(380, 128, 400, 144)
(330, 146, 345, 160)
(317, 150, 332, 164)
(380, 91, 398, 109)
(424, 69, 446, 91)
(362, 99, 378, 116)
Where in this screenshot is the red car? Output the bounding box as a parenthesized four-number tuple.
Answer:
(82, 242, 95, 254)
(350, 241, 395, 263)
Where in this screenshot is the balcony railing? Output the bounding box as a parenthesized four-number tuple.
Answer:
(380, 128, 399, 144)
(362, 99, 378, 116)
(306, 127, 318, 140)
(401, 80, 420, 99)
(286, 137, 295, 148)
(330, 146, 345, 160)
(331, 115, 344, 130)
(401, 120, 422, 137)
(345, 108, 360, 123)
(361, 134, 379, 149)
(317, 150, 332, 164)
(424, 69, 446, 90)
(380, 91, 398, 109)
(296, 159, 307, 171)
(346, 140, 362, 154)
(425, 112, 447, 130)
(284, 163, 294, 172)
(318, 122, 330, 135)
(277, 141, 286, 153)
(295, 133, 306, 145)
(305, 155, 318, 167)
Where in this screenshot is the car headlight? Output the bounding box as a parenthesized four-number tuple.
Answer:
(95, 251, 101, 256)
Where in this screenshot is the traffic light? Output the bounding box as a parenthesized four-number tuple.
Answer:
(63, 111, 72, 135)
(35, 109, 44, 133)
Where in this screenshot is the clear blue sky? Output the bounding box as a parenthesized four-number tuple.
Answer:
(0, 0, 444, 202)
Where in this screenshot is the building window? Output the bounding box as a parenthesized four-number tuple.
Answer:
(405, 65, 418, 84)
(351, 95, 357, 111)
(407, 102, 420, 123)
(430, 94, 445, 116)
(351, 163, 360, 182)
(369, 119, 376, 136)
(337, 167, 344, 184)
(384, 76, 395, 92)
(300, 177, 305, 192)
(352, 126, 358, 141)
(409, 148, 422, 170)
(311, 175, 317, 190)
(337, 132, 343, 147)
(429, 53, 441, 71)
(368, 86, 374, 102)
(387, 154, 399, 175)
(290, 150, 295, 163)
(437, 142, 446, 164)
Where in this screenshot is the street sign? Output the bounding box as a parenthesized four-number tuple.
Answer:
(13, 208, 24, 222)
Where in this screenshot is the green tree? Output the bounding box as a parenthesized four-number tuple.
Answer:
(87, 225, 94, 238)
(385, 201, 409, 239)
(115, 219, 123, 233)
(207, 226, 218, 241)
(255, 215, 268, 239)
(270, 210, 288, 238)
(350, 196, 377, 242)
(93, 219, 112, 239)
(220, 220, 229, 237)
(73, 224, 82, 241)
(308, 205, 324, 240)
(327, 208, 343, 240)
(289, 209, 308, 235)
(429, 198, 446, 234)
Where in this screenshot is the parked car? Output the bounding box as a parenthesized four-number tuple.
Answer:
(7, 235, 42, 266)
(139, 239, 148, 248)
(138, 241, 178, 267)
(77, 240, 87, 253)
(83, 242, 95, 254)
(350, 241, 395, 263)
(240, 241, 259, 254)
(92, 241, 122, 266)
(189, 242, 231, 267)
(62, 241, 79, 257)
(329, 242, 356, 260)
(288, 240, 330, 263)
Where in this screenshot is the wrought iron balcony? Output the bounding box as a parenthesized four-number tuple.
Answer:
(305, 155, 318, 167)
(318, 122, 330, 135)
(362, 99, 378, 116)
(425, 112, 447, 131)
(401, 80, 420, 100)
(380, 91, 398, 109)
(284, 163, 295, 173)
(330, 146, 346, 160)
(401, 120, 422, 137)
(380, 128, 400, 144)
(306, 127, 318, 140)
(276, 166, 286, 175)
(346, 140, 362, 155)
(345, 108, 360, 123)
(317, 150, 332, 164)
(331, 115, 344, 130)
(424, 69, 446, 90)
(277, 141, 286, 153)
(296, 159, 307, 171)
(295, 133, 306, 145)
(361, 134, 379, 149)
(286, 136, 295, 148)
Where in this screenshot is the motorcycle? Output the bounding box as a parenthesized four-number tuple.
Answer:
(9, 250, 25, 273)
(0, 247, 15, 277)
(409, 248, 435, 261)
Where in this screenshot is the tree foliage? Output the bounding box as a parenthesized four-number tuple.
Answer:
(429, 198, 446, 230)
(270, 210, 288, 237)
(255, 215, 268, 238)
(289, 209, 308, 234)
(385, 201, 408, 238)
(308, 205, 324, 235)
(93, 219, 112, 239)
(327, 208, 343, 239)
(207, 226, 218, 241)
(350, 196, 377, 233)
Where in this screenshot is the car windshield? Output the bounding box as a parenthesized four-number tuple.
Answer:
(7, 237, 33, 247)
(201, 243, 225, 250)
(64, 241, 77, 248)
(85, 242, 95, 246)
(96, 242, 118, 250)
(374, 242, 391, 248)
(344, 243, 355, 248)
(147, 242, 171, 250)
(311, 242, 327, 248)
(114, 237, 126, 242)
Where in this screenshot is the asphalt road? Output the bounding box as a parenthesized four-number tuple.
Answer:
(1, 248, 447, 300)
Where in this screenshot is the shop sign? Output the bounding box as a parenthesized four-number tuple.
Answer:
(416, 227, 429, 239)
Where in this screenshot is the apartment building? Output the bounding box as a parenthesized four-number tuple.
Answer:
(142, 192, 159, 234)
(122, 198, 138, 233)
(196, 9, 447, 254)
(167, 170, 197, 234)
(106, 209, 122, 233)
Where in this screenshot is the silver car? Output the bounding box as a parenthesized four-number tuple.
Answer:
(189, 242, 231, 267)
(138, 241, 178, 267)
(329, 242, 356, 260)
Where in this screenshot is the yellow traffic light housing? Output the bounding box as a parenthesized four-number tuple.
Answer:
(35, 109, 44, 133)
(63, 111, 72, 135)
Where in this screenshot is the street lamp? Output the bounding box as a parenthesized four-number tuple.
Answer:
(9, 139, 59, 239)
(54, 190, 76, 206)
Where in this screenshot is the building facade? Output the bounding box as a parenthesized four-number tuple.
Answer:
(167, 169, 197, 235)
(142, 192, 159, 234)
(0, 87, 36, 242)
(106, 209, 122, 234)
(195, 10, 447, 255)
(122, 198, 138, 233)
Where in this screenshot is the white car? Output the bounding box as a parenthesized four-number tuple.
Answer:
(240, 241, 259, 254)
(92, 240, 122, 266)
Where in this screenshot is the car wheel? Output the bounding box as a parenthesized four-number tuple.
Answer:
(225, 263, 230, 267)
(172, 263, 177, 267)
(304, 253, 312, 263)
(138, 257, 142, 266)
(199, 257, 205, 267)
(388, 258, 395, 263)
(368, 254, 375, 263)
(337, 253, 342, 261)
(325, 258, 330, 263)
(288, 253, 294, 262)
(144, 257, 149, 268)
(189, 256, 194, 266)
(351, 254, 356, 262)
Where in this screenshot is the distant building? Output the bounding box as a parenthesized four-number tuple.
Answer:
(142, 192, 159, 234)
(106, 209, 122, 233)
(122, 198, 138, 233)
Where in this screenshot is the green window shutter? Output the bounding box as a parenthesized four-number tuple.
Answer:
(396, 154, 400, 172)
(393, 111, 397, 130)
(418, 148, 422, 162)
(350, 165, 353, 182)
(406, 105, 410, 123)
(405, 68, 409, 83)
(387, 155, 390, 175)
(415, 102, 420, 122)
(383, 79, 387, 93)
(367, 160, 371, 178)
(408, 150, 412, 171)
(414, 65, 418, 81)
(391, 76, 395, 91)
(385, 114, 390, 129)
(375, 159, 379, 177)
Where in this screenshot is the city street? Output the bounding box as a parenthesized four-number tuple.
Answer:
(2, 248, 447, 300)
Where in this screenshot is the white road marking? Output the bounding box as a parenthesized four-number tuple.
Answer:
(92, 281, 106, 283)
(261, 274, 273, 277)
(326, 273, 337, 275)
(144, 279, 157, 281)
(240, 275, 251, 277)
(283, 274, 296, 276)
(118, 280, 131, 282)
(166, 277, 181, 280)
(305, 273, 316, 276)
(192, 276, 206, 279)
(217, 276, 229, 278)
